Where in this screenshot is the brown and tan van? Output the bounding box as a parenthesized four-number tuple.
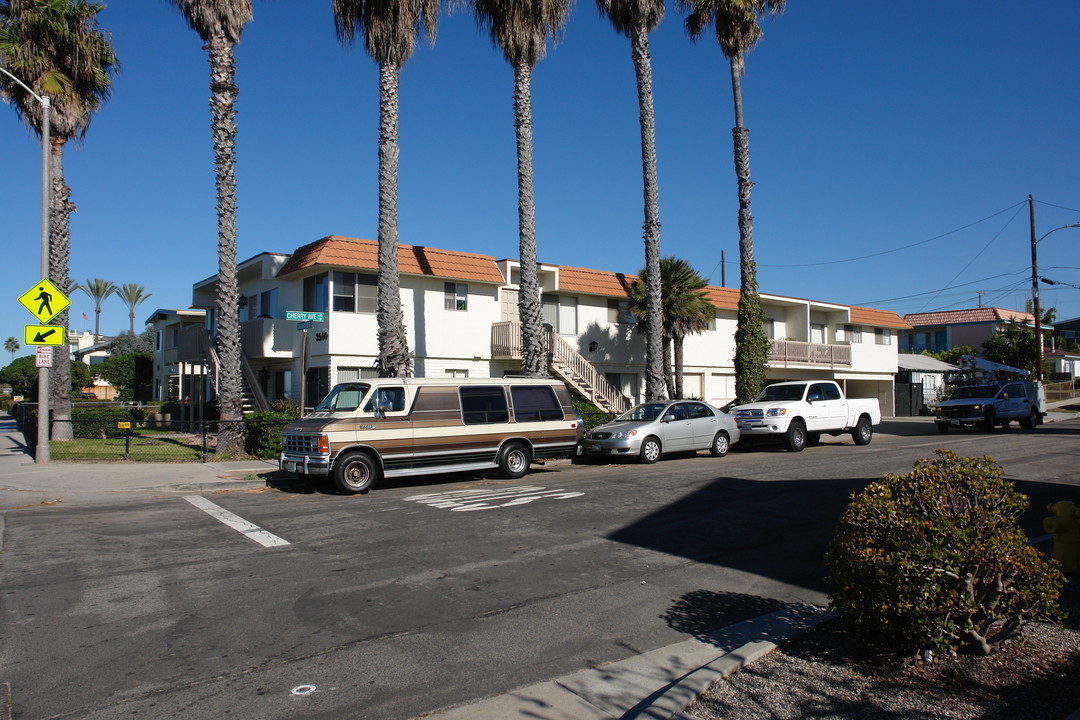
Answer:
(279, 377, 583, 494)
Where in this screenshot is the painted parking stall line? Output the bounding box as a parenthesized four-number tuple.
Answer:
(183, 495, 291, 547)
(403, 486, 584, 512)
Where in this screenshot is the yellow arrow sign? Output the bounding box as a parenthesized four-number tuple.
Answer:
(18, 278, 71, 324)
(24, 324, 66, 346)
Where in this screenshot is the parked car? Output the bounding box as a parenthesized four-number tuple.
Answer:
(732, 380, 880, 452)
(582, 400, 739, 463)
(78, 392, 97, 399)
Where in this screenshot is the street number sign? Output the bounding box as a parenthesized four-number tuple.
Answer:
(286, 311, 325, 322)
(25, 324, 66, 346)
(18, 278, 70, 324)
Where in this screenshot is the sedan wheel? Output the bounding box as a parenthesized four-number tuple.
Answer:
(710, 431, 730, 457)
(638, 437, 661, 464)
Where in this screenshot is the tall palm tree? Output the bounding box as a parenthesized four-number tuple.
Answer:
(595, 0, 666, 401)
(333, 0, 438, 378)
(472, 0, 572, 377)
(681, 0, 784, 402)
(72, 277, 116, 340)
(115, 283, 152, 334)
(630, 256, 713, 398)
(1, 0, 118, 433)
(168, 0, 251, 451)
(4, 337, 18, 363)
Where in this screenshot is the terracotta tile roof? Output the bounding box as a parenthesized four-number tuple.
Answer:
(850, 306, 912, 330)
(556, 265, 637, 297)
(903, 307, 1033, 327)
(703, 286, 740, 310)
(277, 236, 504, 284)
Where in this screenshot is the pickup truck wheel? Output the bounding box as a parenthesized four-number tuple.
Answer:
(785, 421, 807, 453)
(851, 416, 873, 445)
(498, 442, 532, 479)
(710, 431, 730, 457)
(638, 437, 662, 464)
(333, 452, 379, 495)
(1019, 407, 1038, 430)
(936, 422, 949, 434)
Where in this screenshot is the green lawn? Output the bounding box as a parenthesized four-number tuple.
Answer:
(49, 433, 206, 462)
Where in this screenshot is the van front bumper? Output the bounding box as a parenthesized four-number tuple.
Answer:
(279, 453, 331, 476)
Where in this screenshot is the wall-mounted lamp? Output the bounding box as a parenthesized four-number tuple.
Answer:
(588, 341, 599, 353)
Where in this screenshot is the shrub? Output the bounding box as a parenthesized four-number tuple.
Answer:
(825, 449, 1064, 657)
(244, 409, 300, 459)
(573, 400, 614, 434)
(69, 407, 146, 439)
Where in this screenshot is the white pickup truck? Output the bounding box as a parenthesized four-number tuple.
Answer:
(732, 380, 882, 452)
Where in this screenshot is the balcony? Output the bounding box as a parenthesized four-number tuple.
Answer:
(769, 340, 851, 368)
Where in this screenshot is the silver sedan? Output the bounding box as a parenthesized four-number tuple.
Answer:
(583, 400, 740, 463)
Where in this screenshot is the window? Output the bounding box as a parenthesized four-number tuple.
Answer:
(155, 330, 162, 351)
(460, 386, 509, 425)
(511, 385, 563, 422)
(607, 299, 636, 325)
(303, 273, 328, 313)
(333, 272, 376, 313)
(446, 369, 469, 378)
(845, 324, 862, 343)
(543, 294, 577, 334)
(444, 282, 468, 311)
(363, 386, 405, 413)
(688, 403, 713, 419)
(810, 383, 842, 401)
(765, 318, 776, 340)
(337, 366, 378, 383)
(875, 328, 892, 345)
(245, 295, 259, 320)
(260, 288, 278, 318)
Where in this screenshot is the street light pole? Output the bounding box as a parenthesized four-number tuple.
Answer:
(0, 65, 51, 463)
(1028, 193, 1080, 385)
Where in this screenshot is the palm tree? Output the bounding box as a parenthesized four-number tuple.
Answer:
(168, 0, 252, 451)
(115, 283, 152, 334)
(4, 336, 18, 363)
(332, 0, 438, 378)
(595, 0, 666, 401)
(72, 277, 116, 340)
(472, 0, 572, 377)
(630, 257, 713, 398)
(1, 0, 119, 434)
(681, 0, 784, 402)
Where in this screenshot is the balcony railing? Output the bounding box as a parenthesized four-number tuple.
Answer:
(769, 340, 851, 367)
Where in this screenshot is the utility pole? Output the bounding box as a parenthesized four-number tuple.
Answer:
(1029, 194, 1043, 383)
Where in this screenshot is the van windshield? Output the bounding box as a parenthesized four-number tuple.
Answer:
(316, 383, 370, 412)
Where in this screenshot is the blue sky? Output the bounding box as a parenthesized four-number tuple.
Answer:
(3, 0, 1079, 357)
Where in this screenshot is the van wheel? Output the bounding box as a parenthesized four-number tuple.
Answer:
(638, 437, 662, 464)
(785, 421, 807, 453)
(710, 431, 730, 457)
(498, 442, 531, 479)
(1019, 407, 1038, 430)
(333, 452, 379, 495)
(851, 416, 873, 446)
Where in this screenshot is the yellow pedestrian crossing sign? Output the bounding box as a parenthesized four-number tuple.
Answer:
(25, 324, 66, 346)
(18, 278, 70, 324)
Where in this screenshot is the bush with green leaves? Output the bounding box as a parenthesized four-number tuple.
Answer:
(826, 449, 1063, 657)
(69, 407, 146, 439)
(244, 407, 301, 459)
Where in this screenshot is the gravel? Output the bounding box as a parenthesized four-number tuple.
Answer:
(685, 598, 1080, 720)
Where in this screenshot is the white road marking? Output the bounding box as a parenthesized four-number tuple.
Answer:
(183, 495, 290, 547)
(403, 486, 584, 512)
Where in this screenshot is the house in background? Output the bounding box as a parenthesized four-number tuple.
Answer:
(144, 308, 208, 403)
(160, 235, 910, 416)
(69, 330, 117, 400)
(901, 307, 1035, 355)
(1051, 316, 1080, 350)
(1045, 350, 1080, 382)
(895, 353, 955, 415)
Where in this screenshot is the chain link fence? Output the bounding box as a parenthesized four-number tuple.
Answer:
(11, 404, 293, 463)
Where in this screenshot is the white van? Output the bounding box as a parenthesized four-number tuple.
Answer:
(280, 377, 583, 494)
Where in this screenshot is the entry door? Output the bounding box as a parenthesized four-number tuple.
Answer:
(501, 289, 518, 322)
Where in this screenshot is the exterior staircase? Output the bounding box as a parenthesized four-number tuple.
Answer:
(191, 329, 270, 413)
(491, 321, 631, 415)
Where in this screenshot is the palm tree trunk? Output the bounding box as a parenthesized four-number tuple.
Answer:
(663, 333, 674, 399)
(729, 54, 769, 403)
(129, 311, 135, 334)
(631, 28, 666, 401)
(208, 33, 243, 451)
(48, 138, 73, 440)
(376, 61, 412, 378)
(513, 61, 545, 377)
(674, 334, 685, 399)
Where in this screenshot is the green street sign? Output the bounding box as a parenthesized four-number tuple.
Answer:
(286, 311, 325, 322)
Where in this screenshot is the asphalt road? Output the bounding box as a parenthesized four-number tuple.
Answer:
(2, 421, 1078, 719)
